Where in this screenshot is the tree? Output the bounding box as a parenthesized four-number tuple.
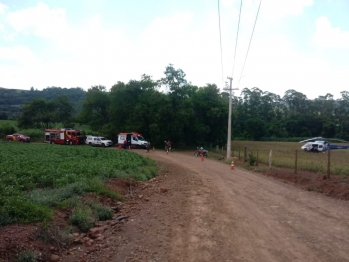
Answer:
(282, 89, 309, 115)
(18, 98, 56, 129)
(79, 85, 110, 132)
(191, 84, 228, 145)
(55, 95, 75, 127)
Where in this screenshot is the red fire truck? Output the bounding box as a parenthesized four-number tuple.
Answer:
(44, 128, 86, 145)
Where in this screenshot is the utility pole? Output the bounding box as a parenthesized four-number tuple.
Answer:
(224, 77, 238, 159)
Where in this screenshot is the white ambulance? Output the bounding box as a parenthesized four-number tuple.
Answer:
(117, 132, 149, 149)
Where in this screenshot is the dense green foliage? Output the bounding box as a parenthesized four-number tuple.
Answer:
(78, 65, 349, 146)
(0, 86, 85, 120)
(232, 88, 349, 141)
(0, 142, 157, 226)
(3, 64, 349, 146)
(17, 95, 75, 129)
(79, 67, 229, 147)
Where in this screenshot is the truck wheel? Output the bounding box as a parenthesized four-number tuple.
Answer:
(89, 142, 92, 146)
(102, 143, 105, 147)
(69, 141, 73, 145)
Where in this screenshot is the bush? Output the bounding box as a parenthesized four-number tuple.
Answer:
(88, 201, 113, 221)
(69, 205, 95, 232)
(18, 129, 44, 142)
(36, 223, 71, 249)
(0, 123, 16, 139)
(15, 250, 37, 262)
(248, 152, 257, 166)
(28, 181, 89, 207)
(0, 198, 52, 226)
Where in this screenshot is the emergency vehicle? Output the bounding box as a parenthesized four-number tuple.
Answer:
(118, 132, 149, 149)
(44, 128, 86, 145)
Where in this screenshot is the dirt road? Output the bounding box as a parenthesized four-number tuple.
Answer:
(117, 149, 349, 262)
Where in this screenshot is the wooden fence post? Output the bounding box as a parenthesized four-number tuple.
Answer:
(256, 149, 259, 166)
(327, 149, 331, 179)
(269, 150, 272, 169)
(295, 149, 298, 174)
(239, 148, 240, 160)
(244, 147, 247, 162)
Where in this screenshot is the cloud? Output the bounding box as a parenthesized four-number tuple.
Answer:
(233, 34, 349, 99)
(2, 2, 138, 89)
(6, 2, 68, 39)
(0, 45, 37, 63)
(313, 16, 349, 49)
(0, 45, 42, 89)
(0, 3, 7, 14)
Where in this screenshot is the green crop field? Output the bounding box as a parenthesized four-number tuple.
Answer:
(229, 141, 349, 176)
(0, 142, 157, 226)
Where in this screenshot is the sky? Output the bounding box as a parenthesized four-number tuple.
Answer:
(0, 0, 348, 99)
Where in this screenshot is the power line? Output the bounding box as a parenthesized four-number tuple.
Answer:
(238, 0, 262, 86)
(217, 0, 224, 85)
(232, 0, 242, 77)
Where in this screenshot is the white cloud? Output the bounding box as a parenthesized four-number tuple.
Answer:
(7, 2, 68, 39)
(232, 34, 349, 99)
(259, 0, 313, 21)
(0, 45, 43, 89)
(0, 45, 38, 64)
(313, 16, 349, 49)
(0, 3, 7, 14)
(221, 0, 313, 19)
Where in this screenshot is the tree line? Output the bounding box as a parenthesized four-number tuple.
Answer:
(0, 86, 85, 120)
(10, 64, 349, 147)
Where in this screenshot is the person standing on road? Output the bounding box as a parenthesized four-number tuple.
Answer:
(146, 142, 150, 153)
(167, 140, 172, 151)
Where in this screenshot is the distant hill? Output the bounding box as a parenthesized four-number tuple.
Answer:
(0, 87, 86, 120)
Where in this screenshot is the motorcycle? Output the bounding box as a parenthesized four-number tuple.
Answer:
(194, 147, 208, 157)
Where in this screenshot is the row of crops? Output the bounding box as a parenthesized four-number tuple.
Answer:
(0, 142, 157, 226)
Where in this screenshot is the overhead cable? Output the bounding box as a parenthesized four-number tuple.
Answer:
(217, 0, 224, 85)
(232, 0, 242, 77)
(238, 0, 262, 86)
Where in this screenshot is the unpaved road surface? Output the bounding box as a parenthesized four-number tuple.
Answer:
(124, 150, 349, 262)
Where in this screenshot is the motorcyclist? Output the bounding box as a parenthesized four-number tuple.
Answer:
(164, 140, 172, 151)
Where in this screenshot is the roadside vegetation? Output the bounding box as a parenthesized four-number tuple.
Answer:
(0, 142, 157, 228)
(0, 120, 92, 142)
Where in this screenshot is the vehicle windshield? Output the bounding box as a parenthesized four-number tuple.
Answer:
(99, 137, 107, 140)
(77, 131, 85, 136)
(137, 136, 145, 141)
